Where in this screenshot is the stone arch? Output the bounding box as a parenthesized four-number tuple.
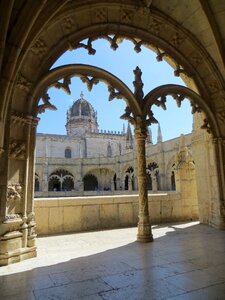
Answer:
(146, 162, 159, 191)
(123, 166, 135, 191)
(1, 1, 225, 265)
(83, 174, 98, 191)
(34, 173, 40, 192)
(48, 169, 74, 191)
(166, 156, 177, 191)
(83, 167, 116, 191)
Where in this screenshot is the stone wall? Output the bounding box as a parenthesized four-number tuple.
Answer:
(34, 193, 199, 235)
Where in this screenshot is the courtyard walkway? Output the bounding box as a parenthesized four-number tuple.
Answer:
(0, 222, 225, 299)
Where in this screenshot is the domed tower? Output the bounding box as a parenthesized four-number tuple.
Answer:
(66, 92, 98, 136)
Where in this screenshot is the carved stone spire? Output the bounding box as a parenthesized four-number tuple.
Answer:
(157, 124, 163, 143)
(133, 66, 144, 102)
(147, 127, 153, 144)
(126, 123, 133, 149)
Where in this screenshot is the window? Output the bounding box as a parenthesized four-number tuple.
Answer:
(65, 148, 71, 158)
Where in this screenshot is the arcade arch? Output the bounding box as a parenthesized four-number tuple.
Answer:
(0, 1, 225, 266)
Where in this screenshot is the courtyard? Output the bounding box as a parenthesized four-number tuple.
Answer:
(0, 221, 225, 300)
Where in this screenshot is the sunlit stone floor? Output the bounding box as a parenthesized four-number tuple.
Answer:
(0, 222, 225, 300)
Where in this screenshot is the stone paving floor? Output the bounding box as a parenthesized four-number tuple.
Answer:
(0, 221, 225, 300)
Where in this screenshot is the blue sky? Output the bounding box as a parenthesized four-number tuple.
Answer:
(37, 39, 192, 144)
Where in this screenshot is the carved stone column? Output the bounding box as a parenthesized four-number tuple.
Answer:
(134, 127, 153, 242)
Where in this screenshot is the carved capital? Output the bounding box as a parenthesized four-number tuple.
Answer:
(11, 112, 39, 127)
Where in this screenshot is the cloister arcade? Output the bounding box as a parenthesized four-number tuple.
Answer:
(0, 1, 225, 266)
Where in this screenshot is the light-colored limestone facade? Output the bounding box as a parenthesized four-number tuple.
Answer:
(1, 0, 225, 266)
(35, 92, 194, 198)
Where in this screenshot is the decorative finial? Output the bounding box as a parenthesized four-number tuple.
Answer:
(157, 123, 163, 143)
(133, 66, 144, 102)
(80, 91, 84, 99)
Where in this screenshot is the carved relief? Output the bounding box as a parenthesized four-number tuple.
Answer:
(37, 93, 57, 114)
(7, 184, 22, 203)
(92, 8, 107, 23)
(9, 139, 26, 159)
(61, 17, 75, 32)
(16, 73, 32, 92)
(171, 33, 185, 48)
(148, 18, 162, 35)
(31, 39, 47, 58)
(120, 9, 134, 24)
(207, 81, 220, 94)
(191, 54, 203, 67)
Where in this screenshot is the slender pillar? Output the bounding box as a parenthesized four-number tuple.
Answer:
(134, 127, 153, 242)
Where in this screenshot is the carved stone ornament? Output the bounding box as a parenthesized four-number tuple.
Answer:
(61, 17, 75, 32)
(174, 64, 190, 77)
(3, 214, 22, 223)
(171, 33, 185, 48)
(7, 184, 22, 204)
(31, 38, 47, 58)
(80, 76, 100, 91)
(133, 66, 144, 102)
(52, 76, 71, 95)
(120, 106, 135, 125)
(37, 92, 57, 114)
(92, 8, 107, 23)
(108, 85, 123, 101)
(16, 73, 32, 92)
(201, 118, 212, 134)
(9, 139, 26, 159)
(11, 112, 39, 127)
(120, 8, 134, 24)
(148, 18, 162, 35)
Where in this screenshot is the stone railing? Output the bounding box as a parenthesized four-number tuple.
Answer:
(34, 192, 199, 235)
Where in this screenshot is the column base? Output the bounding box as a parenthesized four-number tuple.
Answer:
(0, 230, 37, 266)
(137, 222, 153, 243)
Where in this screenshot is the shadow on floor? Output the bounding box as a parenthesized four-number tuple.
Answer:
(0, 222, 225, 300)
